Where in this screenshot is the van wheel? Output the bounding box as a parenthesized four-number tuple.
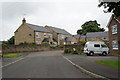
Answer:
(89, 52, 94, 56)
(102, 52, 107, 56)
(86, 54, 89, 56)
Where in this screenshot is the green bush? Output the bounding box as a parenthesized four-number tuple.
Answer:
(79, 41, 86, 46)
(58, 45, 64, 48)
(42, 42, 49, 45)
(78, 51, 84, 55)
(19, 42, 29, 45)
(31, 42, 36, 44)
(64, 48, 71, 53)
(71, 51, 78, 54)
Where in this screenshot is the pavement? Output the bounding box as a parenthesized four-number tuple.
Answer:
(2, 50, 91, 78)
(64, 54, 119, 79)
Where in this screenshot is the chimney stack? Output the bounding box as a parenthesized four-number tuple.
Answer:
(22, 18, 26, 24)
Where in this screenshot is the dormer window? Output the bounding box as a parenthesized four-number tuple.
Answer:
(112, 25, 117, 34)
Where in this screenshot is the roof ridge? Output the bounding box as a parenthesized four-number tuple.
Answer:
(87, 31, 108, 34)
(26, 23, 43, 27)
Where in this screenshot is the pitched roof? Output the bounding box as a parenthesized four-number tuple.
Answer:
(26, 23, 51, 33)
(107, 15, 120, 27)
(64, 37, 75, 42)
(86, 31, 108, 38)
(47, 26, 71, 35)
(73, 35, 86, 39)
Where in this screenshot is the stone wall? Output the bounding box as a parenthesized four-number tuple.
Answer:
(64, 44, 84, 52)
(2, 44, 51, 53)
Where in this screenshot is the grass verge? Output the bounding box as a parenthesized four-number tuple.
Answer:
(3, 53, 22, 58)
(96, 61, 120, 69)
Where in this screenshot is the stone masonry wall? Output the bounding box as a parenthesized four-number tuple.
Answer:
(2, 44, 51, 53)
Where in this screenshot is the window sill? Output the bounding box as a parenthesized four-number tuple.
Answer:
(113, 48, 118, 50)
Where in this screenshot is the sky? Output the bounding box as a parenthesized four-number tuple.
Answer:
(0, 0, 112, 41)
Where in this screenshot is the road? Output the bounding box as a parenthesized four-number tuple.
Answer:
(64, 54, 119, 79)
(2, 50, 91, 78)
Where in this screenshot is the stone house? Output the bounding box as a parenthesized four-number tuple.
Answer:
(14, 18, 53, 45)
(107, 15, 120, 54)
(86, 31, 109, 43)
(45, 26, 72, 45)
(73, 35, 86, 42)
(64, 37, 77, 45)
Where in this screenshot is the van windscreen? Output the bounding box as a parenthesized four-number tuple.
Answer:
(101, 44, 107, 47)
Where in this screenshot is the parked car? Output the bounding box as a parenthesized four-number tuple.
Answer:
(84, 41, 109, 56)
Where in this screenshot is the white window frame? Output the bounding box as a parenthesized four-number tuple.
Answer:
(112, 40, 118, 50)
(61, 35, 64, 39)
(112, 25, 117, 34)
(48, 34, 52, 38)
(35, 32, 40, 38)
(44, 33, 47, 36)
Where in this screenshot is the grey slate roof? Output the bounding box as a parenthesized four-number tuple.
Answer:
(26, 23, 51, 33)
(47, 26, 71, 35)
(86, 31, 108, 38)
(64, 37, 75, 42)
(73, 35, 86, 39)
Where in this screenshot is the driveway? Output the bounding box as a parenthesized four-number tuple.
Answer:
(2, 50, 91, 78)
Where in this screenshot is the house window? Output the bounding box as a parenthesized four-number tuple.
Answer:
(35, 32, 40, 38)
(112, 25, 117, 34)
(112, 40, 118, 50)
(44, 33, 47, 37)
(48, 34, 51, 38)
(61, 35, 64, 39)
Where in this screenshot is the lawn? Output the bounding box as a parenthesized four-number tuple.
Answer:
(96, 61, 120, 69)
(3, 53, 22, 58)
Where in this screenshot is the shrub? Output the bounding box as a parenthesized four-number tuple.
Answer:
(71, 51, 78, 54)
(42, 42, 49, 45)
(78, 51, 84, 55)
(19, 42, 29, 45)
(79, 41, 86, 46)
(58, 45, 64, 48)
(31, 42, 36, 44)
(64, 48, 71, 53)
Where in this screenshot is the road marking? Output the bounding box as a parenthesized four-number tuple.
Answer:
(0, 58, 24, 68)
(62, 55, 111, 80)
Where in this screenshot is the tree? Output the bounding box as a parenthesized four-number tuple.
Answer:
(77, 20, 105, 35)
(2, 36, 14, 45)
(8, 36, 14, 44)
(98, 1, 120, 17)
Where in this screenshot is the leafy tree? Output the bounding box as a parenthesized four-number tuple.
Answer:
(2, 36, 14, 45)
(98, 1, 120, 17)
(77, 20, 105, 35)
(8, 36, 14, 44)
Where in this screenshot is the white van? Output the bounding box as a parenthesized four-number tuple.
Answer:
(84, 41, 109, 56)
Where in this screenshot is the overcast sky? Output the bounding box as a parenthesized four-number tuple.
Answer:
(0, 0, 112, 41)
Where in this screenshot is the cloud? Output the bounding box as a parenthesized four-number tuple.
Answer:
(1, 0, 112, 40)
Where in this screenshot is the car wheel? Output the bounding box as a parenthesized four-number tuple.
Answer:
(89, 52, 94, 56)
(102, 52, 107, 56)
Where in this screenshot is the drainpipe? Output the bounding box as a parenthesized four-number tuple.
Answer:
(34, 31, 35, 43)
